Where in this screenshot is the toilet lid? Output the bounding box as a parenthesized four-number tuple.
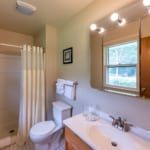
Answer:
(30, 121, 56, 136)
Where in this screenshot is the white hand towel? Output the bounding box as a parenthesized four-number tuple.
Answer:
(56, 79, 65, 95)
(64, 84, 76, 100)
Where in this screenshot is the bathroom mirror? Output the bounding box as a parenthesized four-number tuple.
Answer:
(90, 1, 150, 99)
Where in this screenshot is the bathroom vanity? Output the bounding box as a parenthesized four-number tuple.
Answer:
(64, 114, 150, 150)
(65, 127, 92, 150)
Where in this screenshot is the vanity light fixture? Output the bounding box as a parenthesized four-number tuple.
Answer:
(90, 24, 97, 31)
(118, 18, 126, 26)
(90, 24, 105, 34)
(110, 13, 126, 26)
(98, 27, 105, 34)
(143, 0, 150, 13)
(143, 0, 150, 6)
(110, 13, 119, 21)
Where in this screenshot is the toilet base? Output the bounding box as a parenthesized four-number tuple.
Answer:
(33, 129, 64, 150)
(35, 144, 49, 150)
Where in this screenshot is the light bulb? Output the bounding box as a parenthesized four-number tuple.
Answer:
(143, 0, 150, 6)
(118, 18, 126, 26)
(98, 27, 105, 34)
(90, 24, 97, 31)
(111, 13, 119, 21)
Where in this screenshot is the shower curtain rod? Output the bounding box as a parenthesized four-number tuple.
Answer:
(0, 43, 22, 48)
(0, 43, 45, 52)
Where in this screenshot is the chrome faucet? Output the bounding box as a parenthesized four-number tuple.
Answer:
(110, 116, 132, 132)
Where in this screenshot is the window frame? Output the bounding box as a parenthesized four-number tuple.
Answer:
(103, 40, 140, 96)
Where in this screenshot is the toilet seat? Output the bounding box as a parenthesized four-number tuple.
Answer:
(30, 121, 56, 137)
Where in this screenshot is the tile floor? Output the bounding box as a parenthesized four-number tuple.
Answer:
(1, 128, 65, 150)
(1, 136, 65, 150)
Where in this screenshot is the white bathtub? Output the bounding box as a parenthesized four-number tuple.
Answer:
(0, 124, 17, 148)
(0, 135, 16, 149)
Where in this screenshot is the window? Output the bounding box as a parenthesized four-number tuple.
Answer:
(103, 40, 139, 95)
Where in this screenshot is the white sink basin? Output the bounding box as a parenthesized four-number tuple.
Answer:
(89, 124, 142, 150)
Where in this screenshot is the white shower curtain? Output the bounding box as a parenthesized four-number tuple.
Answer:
(17, 45, 45, 146)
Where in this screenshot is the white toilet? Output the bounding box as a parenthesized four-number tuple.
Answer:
(30, 101, 72, 150)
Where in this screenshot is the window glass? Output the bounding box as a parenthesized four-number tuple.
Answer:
(108, 41, 137, 65)
(106, 66, 136, 88)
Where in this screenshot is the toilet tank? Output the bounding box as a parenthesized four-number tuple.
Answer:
(52, 101, 72, 126)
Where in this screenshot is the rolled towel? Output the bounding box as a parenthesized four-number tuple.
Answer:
(64, 80, 75, 86)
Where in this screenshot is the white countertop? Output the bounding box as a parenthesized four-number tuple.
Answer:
(63, 114, 150, 150)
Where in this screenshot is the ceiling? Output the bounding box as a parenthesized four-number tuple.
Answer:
(0, 0, 95, 35)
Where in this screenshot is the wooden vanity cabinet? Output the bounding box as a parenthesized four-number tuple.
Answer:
(65, 127, 92, 150)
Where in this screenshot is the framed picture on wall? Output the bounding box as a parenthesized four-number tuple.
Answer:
(63, 47, 73, 64)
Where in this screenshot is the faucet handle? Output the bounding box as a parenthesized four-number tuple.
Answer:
(123, 118, 126, 122)
(109, 115, 115, 120)
(123, 122, 133, 132)
(109, 115, 116, 126)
